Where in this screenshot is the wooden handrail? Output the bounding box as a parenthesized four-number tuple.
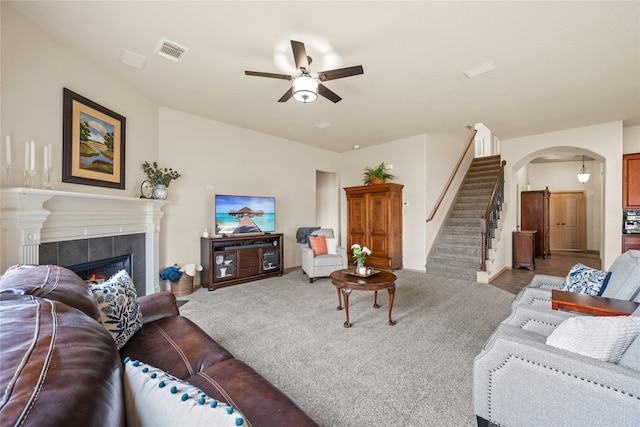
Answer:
(481, 160, 507, 222)
(426, 130, 477, 222)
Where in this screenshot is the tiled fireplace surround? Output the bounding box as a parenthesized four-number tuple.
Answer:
(1, 188, 168, 295)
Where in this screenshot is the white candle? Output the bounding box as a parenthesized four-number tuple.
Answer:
(44, 145, 48, 170)
(5, 135, 11, 166)
(30, 140, 35, 171)
(24, 141, 29, 170)
(48, 144, 52, 170)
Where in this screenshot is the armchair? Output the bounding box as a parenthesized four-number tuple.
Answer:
(300, 228, 348, 283)
(474, 250, 640, 426)
(474, 307, 640, 427)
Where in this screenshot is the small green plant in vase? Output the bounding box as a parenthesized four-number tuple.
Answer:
(142, 161, 181, 187)
(142, 161, 181, 199)
(362, 162, 395, 185)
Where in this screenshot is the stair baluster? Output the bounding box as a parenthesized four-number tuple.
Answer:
(480, 160, 506, 272)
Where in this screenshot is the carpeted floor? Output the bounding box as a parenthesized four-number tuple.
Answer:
(178, 269, 515, 426)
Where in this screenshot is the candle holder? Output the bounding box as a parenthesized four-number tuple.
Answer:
(23, 169, 36, 188)
(4, 164, 12, 186)
(43, 167, 52, 189)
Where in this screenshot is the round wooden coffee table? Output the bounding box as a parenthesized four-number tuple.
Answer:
(330, 269, 397, 328)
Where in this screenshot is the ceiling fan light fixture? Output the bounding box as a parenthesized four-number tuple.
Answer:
(292, 74, 318, 103)
(577, 155, 591, 183)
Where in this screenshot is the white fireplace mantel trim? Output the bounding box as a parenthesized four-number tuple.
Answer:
(1, 187, 168, 295)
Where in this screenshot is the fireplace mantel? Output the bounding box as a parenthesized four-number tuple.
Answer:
(1, 187, 168, 294)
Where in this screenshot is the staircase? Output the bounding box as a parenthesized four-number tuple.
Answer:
(426, 155, 503, 281)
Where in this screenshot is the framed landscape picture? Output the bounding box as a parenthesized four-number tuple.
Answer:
(62, 88, 126, 189)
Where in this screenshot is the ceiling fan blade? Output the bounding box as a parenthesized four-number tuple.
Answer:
(317, 65, 364, 82)
(291, 40, 310, 72)
(318, 84, 342, 103)
(278, 88, 293, 103)
(245, 70, 292, 80)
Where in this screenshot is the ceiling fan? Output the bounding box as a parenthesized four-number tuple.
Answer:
(245, 40, 364, 103)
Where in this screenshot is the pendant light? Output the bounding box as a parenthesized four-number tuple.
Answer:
(577, 155, 590, 183)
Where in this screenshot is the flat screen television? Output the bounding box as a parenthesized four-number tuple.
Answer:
(215, 194, 276, 235)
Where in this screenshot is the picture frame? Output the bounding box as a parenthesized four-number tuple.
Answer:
(62, 88, 126, 189)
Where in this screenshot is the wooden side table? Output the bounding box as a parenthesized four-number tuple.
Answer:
(513, 230, 536, 270)
(551, 290, 639, 316)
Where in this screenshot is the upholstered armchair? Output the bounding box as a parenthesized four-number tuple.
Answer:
(300, 228, 348, 283)
(474, 250, 640, 427)
(474, 306, 640, 427)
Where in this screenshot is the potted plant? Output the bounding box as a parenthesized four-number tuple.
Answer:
(142, 161, 181, 199)
(362, 162, 395, 185)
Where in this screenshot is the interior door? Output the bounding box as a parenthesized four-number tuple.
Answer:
(550, 192, 586, 251)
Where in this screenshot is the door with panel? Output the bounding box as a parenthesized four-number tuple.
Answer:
(550, 192, 586, 251)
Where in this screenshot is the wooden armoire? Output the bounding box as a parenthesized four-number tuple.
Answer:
(345, 183, 403, 270)
(521, 187, 551, 259)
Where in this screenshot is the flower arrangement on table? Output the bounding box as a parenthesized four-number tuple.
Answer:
(351, 244, 371, 275)
(142, 161, 181, 187)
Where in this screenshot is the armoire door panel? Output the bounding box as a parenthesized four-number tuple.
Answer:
(370, 235, 388, 256)
(348, 196, 367, 234)
(369, 195, 388, 235)
(521, 188, 550, 258)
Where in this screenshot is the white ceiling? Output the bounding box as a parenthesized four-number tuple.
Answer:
(5, 1, 640, 153)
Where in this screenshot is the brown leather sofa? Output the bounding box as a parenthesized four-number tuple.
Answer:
(0, 265, 317, 427)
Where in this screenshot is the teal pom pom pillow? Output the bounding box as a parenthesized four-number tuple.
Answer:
(123, 358, 245, 427)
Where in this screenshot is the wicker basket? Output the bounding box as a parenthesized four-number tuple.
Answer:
(171, 274, 193, 297)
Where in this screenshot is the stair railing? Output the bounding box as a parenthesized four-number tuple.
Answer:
(426, 130, 477, 222)
(480, 160, 506, 272)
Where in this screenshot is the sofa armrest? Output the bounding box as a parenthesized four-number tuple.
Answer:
(500, 305, 579, 337)
(527, 273, 565, 289)
(474, 326, 640, 426)
(300, 244, 315, 274)
(137, 291, 179, 324)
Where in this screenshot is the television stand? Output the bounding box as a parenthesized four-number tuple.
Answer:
(200, 233, 283, 290)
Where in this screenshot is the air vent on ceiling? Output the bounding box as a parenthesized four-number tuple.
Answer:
(154, 38, 188, 62)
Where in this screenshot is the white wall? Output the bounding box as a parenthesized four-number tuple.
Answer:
(424, 128, 476, 262)
(316, 171, 340, 237)
(500, 121, 624, 270)
(158, 108, 339, 278)
(337, 128, 473, 271)
(3, 3, 634, 281)
(623, 125, 640, 154)
(1, 6, 158, 197)
(340, 135, 427, 270)
(528, 159, 602, 250)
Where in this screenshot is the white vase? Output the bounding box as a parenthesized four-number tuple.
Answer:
(356, 261, 367, 276)
(153, 184, 168, 200)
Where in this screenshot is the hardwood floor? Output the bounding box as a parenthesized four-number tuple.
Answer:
(489, 250, 601, 295)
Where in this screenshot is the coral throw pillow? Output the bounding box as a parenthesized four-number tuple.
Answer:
(309, 235, 328, 256)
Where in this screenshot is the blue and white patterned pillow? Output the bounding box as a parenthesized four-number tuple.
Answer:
(89, 269, 142, 349)
(561, 263, 611, 296)
(123, 358, 245, 427)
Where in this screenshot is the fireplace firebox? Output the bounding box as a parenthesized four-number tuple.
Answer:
(67, 254, 132, 284)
